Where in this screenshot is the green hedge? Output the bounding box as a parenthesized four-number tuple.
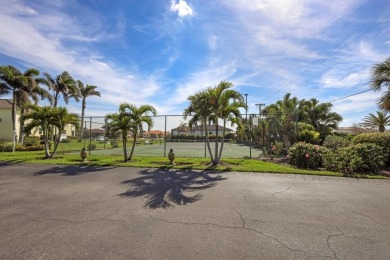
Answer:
(322, 135, 351, 150)
(352, 133, 390, 166)
(322, 143, 385, 175)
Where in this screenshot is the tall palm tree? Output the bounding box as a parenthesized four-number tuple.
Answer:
(105, 111, 133, 161)
(43, 71, 78, 108)
(184, 90, 214, 162)
(0, 65, 49, 145)
(76, 80, 101, 142)
(120, 103, 157, 161)
(361, 111, 390, 132)
(16, 70, 52, 143)
(370, 57, 390, 111)
(184, 81, 246, 165)
(208, 81, 246, 164)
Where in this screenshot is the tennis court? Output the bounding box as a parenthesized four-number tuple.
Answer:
(82, 141, 264, 158)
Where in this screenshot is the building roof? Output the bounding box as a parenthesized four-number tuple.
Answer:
(172, 124, 233, 132)
(0, 99, 13, 109)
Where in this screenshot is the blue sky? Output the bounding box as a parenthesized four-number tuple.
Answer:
(1, 0, 390, 127)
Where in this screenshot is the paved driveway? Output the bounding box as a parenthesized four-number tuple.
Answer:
(0, 162, 389, 259)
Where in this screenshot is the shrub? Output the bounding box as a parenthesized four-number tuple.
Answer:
(288, 142, 327, 169)
(87, 144, 96, 150)
(297, 122, 321, 144)
(61, 139, 71, 143)
(352, 133, 390, 166)
(322, 143, 385, 175)
(24, 136, 40, 147)
(16, 145, 44, 151)
(322, 135, 351, 150)
(111, 141, 118, 148)
(270, 141, 284, 157)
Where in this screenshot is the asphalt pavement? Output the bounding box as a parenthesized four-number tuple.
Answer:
(0, 162, 389, 259)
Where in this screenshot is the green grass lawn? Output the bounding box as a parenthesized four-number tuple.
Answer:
(1, 150, 387, 179)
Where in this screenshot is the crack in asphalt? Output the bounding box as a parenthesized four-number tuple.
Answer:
(354, 212, 390, 229)
(150, 208, 336, 259)
(8, 213, 129, 229)
(272, 185, 291, 199)
(326, 227, 344, 260)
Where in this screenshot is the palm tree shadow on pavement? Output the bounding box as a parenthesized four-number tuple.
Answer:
(34, 165, 115, 176)
(119, 168, 227, 209)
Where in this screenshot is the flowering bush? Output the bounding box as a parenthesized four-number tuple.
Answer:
(322, 143, 385, 175)
(288, 142, 327, 169)
(270, 141, 284, 157)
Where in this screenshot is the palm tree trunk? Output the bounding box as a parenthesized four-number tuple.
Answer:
(44, 128, 50, 158)
(123, 137, 127, 162)
(217, 121, 227, 163)
(19, 107, 25, 144)
(12, 92, 17, 144)
(204, 122, 214, 162)
(128, 130, 137, 161)
(50, 133, 61, 158)
(78, 101, 85, 142)
(213, 123, 219, 165)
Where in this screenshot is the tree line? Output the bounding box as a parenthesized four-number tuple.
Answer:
(0, 66, 101, 147)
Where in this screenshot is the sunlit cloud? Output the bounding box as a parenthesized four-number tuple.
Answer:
(170, 0, 193, 18)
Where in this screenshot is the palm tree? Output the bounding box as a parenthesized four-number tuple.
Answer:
(21, 105, 53, 157)
(299, 98, 342, 142)
(120, 103, 157, 161)
(105, 111, 133, 161)
(263, 93, 299, 147)
(361, 111, 390, 132)
(184, 90, 214, 162)
(208, 81, 246, 164)
(184, 81, 246, 165)
(370, 57, 390, 111)
(76, 80, 101, 142)
(21, 105, 79, 158)
(16, 70, 52, 144)
(43, 71, 78, 108)
(0, 65, 49, 145)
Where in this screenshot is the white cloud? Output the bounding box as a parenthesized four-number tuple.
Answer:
(0, 0, 163, 112)
(170, 0, 193, 18)
(172, 60, 238, 105)
(320, 70, 370, 89)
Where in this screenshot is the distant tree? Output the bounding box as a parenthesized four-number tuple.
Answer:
(370, 57, 390, 111)
(361, 111, 390, 132)
(76, 80, 100, 142)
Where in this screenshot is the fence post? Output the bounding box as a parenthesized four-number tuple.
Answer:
(164, 115, 167, 157)
(250, 115, 252, 159)
(89, 117, 92, 155)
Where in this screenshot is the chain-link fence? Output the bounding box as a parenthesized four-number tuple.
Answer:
(60, 113, 299, 158)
